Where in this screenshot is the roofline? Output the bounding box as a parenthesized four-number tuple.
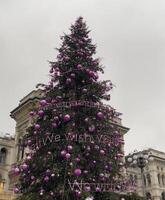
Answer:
(10, 96, 41, 118)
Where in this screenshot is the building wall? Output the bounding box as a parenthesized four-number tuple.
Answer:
(126, 149, 165, 200)
(0, 135, 16, 199)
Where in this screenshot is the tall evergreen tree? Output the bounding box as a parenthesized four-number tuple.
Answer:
(14, 17, 126, 200)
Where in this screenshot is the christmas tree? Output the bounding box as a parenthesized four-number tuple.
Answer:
(13, 17, 127, 200)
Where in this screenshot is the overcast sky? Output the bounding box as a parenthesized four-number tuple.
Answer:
(0, 0, 165, 154)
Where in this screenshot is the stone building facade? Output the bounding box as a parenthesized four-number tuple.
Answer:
(0, 133, 16, 200)
(126, 148, 165, 200)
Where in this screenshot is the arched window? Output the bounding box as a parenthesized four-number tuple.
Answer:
(130, 174, 134, 185)
(0, 148, 7, 164)
(134, 175, 138, 184)
(158, 174, 161, 185)
(162, 192, 165, 200)
(17, 139, 25, 161)
(147, 174, 151, 186)
(0, 174, 4, 191)
(146, 192, 152, 200)
(143, 175, 147, 186)
(162, 175, 165, 186)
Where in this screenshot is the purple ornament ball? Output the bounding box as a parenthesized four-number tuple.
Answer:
(34, 124, 40, 131)
(88, 125, 95, 133)
(100, 150, 105, 155)
(66, 78, 72, 84)
(65, 153, 71, 160)
(44, 176, 49, 182)
(63, 114, 71, 122)
(29, 111, 35, 117)
(74, 168, 81, 176)
(75, 190, 81, 197)
(13, 187, 20, 193)
(60, 150, 66, 157)
(97, 112, 104, 120)
(14, 167, 20, 175)
(40, 99, 47, 106)
(67, 145, 73, 151)
(22, 163, 28, 171)
(38, 110, 44, 118)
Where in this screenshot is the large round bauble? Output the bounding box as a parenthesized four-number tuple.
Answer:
(67, 145, 73, 151)
(26, 155, 32, 160)
(40, 100, 47, 106)
(60, 150, 66, 157)
(29, 111, 34, 116)
(44, 176, 49, 182)
(75, 190, 81, 197)
(66, 78, 72, 84)
(38, 110, 44, 118)
(88, 125, 95, 133)
(22, 163, 28, 171)
(77, 64, 83, 70)
(65, 153, 71, 160)
(13, 187, 20, 193)
(14, 167, 20, 174)
(34, 124, 40, 131)
(84, 186, 91, 192)
(74, 168, 81, 176)
(100, 150, 105, 155)
(97, 112, 104, 120)
(63, 114, 71, 122)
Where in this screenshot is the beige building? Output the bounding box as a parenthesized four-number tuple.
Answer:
(126, 148, 165, 200)
(0, 133, 16, 200)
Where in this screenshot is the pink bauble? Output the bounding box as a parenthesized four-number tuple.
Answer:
(70, 73, 75, 78)
(83, 170, 88, 174)
(67, 145, 73, 151)
(27, 139, 32, 145)
(26, 155, 32, 160)
(65, 153, 71, 160)
(39, 189, 44, 196)
(100, 150, 105, 155)
(84, 186, 91, 192)
(60, 150, 66, 157)
(66, 78, 72, 84)
(96, 187, 101, 192)
(97, 112, 104, 120)
(22, 163, 28, 171)
(82, 88, 87, 93)
(50, 191, 54, 196)
(75, 190, 81, 197)
(88, 125, 95, 133)
(40, 100, 47, 106)
(14, 167, 20, 174)
(13, 187, 19, 193)
(29, 111, 34, 116)
(63, 114, 71, 122)
(34, 124, 40, 131)
(84, 118, 89, 123)
(75, 157, 80, 163)
(88, 70, 95, 77)
(74, 169, 81, 176)
(38, 110, 44, 117)
(77, 64, 83, 70)
(52, 122, 57, 128)
(44, 176, 49, 182)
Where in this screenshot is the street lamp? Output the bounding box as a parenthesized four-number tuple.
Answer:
(127, 152, 153, 198)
